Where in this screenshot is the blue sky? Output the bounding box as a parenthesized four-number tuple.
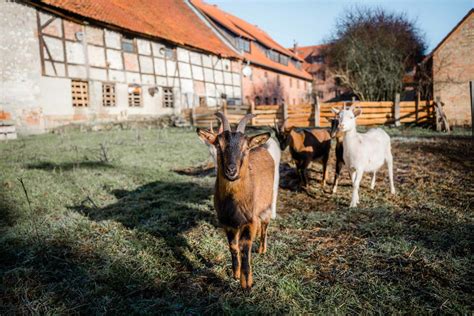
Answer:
(206, 0, 473, 53)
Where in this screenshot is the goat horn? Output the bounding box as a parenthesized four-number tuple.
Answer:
(209, 121, 214, 134)
(215, 112, 231, 132)
(273, 118, 279, 132)
(236, 113, 255, 133)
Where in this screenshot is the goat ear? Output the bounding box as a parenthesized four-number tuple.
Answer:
(331, 107, 340, 114)
(248, 132, 270, 149)
(353, 107, 362, 117)
(196, 128, 217, 145)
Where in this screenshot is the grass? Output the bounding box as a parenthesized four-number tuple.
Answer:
(0, 126, 472, 314)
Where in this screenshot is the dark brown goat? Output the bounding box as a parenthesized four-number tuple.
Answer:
(197, 112, 275, 290)
(273, 121, 331, 187)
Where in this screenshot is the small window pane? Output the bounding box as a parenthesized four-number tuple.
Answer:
(102, 83, 116, 107)
(122, 37, 136, 53)
(128, 85, 142, 107)
(163, 87, 174, 108)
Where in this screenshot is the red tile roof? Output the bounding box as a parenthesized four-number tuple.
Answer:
(191, 0, 311, 80)
(293, 44, 328, 74)
(33, 0, 239, 58)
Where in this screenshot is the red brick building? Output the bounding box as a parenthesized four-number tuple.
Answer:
(427, 9, 473, 126)
(293, 45, 346, 102)
(190, 0, 313, 107)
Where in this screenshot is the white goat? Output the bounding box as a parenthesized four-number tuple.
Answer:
(262, 137, 281, 219)
(333, 105, 395, 208)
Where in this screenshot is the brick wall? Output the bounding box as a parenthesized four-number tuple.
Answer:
(433, 12, 474, 126)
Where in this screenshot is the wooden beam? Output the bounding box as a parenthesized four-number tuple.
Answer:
(314, 95, 320, 127)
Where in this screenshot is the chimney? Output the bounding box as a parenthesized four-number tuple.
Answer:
(293, 40, 298, 54)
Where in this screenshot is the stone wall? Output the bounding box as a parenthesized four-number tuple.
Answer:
(433, 12, 474, 126)
(0, 1, 43, 134)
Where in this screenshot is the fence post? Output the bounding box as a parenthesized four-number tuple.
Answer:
(250, 100, 256, 126)
(191, 106, 196, 126)
(283, 102, 288, 122)
(470, 81, 474, 137)
(314, 96, 320, 127)
(394, 93, 401, 127)
(222, 98, 228, 116)
(435, 96, 441, 132)
(415, 90, 420, 124)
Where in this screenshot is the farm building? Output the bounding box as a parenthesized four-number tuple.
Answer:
(190, 0, 312, 107)
(0, 0, 243, 134)
(426, 9, 474, 126)
(1, 0, 313, 136)
(292, 44, 347, 102)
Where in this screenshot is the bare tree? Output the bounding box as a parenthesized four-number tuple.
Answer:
(324, 7, 426, 101)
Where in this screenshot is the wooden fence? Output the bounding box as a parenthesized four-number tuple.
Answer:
(190, 99, 434, 129)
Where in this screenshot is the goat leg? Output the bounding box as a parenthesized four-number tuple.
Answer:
(258, 221, 269, 254)
(226, 229, 241, 280)
(239, 224, 256, 290)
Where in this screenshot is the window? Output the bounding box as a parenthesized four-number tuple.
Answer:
(128, 85, 142, 107)
(290, 59, 302, 69)
(304, 81, 307, 90)
(159, 46, 176, 60)
(313, 55, 325, 64)
(102, 83, 116, 107)
(273, 97, 278, 105)
(122, 37, 136, 53)
(264, 71, 268, 78)
(236, 38, 250, 53)
(255, 96, 261, 105)
(163, 87, 174, 108)
(289, 78, 293, 88)
(279, 54, 289, 66)
(297, 80, 300, 89)
(264, 97, 270, 104)
(277, 75, 281, 86)
(71, 80, 88, 107)
(267, 49, 279, 63)
(315, 70, 326, 81)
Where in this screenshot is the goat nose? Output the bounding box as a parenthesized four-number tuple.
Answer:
(226, 164, 237, 174)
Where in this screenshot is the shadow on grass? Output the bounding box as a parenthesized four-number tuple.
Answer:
(69, 180, 232, 307)
(26, 161, 113, 171)
(0, 180, 233, 314)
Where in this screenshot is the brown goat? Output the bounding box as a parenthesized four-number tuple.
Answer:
(197, 112, 275, 290)
(273, 121, 331, 187)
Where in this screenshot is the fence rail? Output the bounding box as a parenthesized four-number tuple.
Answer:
(190, 99, 435, 129)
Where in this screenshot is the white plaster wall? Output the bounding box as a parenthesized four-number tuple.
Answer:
(39, 76, 72, 116)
